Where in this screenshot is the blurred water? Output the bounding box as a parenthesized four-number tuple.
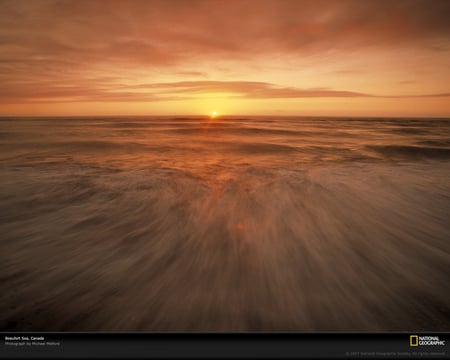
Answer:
(0, 116, 449, 330)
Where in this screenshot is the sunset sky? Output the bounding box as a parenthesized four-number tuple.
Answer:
(1, 0, 449, 117)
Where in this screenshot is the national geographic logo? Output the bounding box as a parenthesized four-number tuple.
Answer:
(410, 335, 446, 347)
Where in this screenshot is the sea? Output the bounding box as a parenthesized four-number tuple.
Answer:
(0, 116, 449, 331)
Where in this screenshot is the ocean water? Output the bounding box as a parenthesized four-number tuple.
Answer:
(0, 116, 449, 331)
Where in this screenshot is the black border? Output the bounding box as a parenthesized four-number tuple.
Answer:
(1, 332, 449, 359)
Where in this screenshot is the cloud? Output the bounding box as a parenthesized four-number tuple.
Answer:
(2, 79, 448, 104)
(386, 92, 450, 98)
(0, 79, 369, 103)
(0, 0, 449, 107)
(133, 81, 371, 98)
(1, 0, 449, 68)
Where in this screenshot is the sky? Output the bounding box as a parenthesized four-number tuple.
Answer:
(0, 0, 449, 117)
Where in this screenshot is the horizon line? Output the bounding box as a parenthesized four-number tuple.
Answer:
(1, 114, 450, 119)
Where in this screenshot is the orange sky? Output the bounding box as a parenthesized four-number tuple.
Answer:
(1, 0, 449, 117)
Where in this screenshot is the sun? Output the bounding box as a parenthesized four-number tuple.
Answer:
(210, 111, 218, 119)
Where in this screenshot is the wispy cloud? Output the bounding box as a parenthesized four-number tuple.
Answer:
(2, 79, 449, 104)
(2, 0, 449, 64)
(133, 81, 371, 98)
(0, 79, 369, 103)
(0, 0, 449, 114)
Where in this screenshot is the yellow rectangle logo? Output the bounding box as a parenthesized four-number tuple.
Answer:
(410, 335, 418, 347)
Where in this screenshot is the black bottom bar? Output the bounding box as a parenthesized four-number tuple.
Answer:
(1, 333, 449, 359)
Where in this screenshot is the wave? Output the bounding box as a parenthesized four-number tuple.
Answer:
(232, 142, 299, 154)
(159, 126, 320, 137)
(367, 145, 450, 159)
(388, 127, 431, 135)
(0, 163, 449, 330)
(1, 117, 450, 331)
(416, 139, 450, 147)
(0, 140, 143, 150)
